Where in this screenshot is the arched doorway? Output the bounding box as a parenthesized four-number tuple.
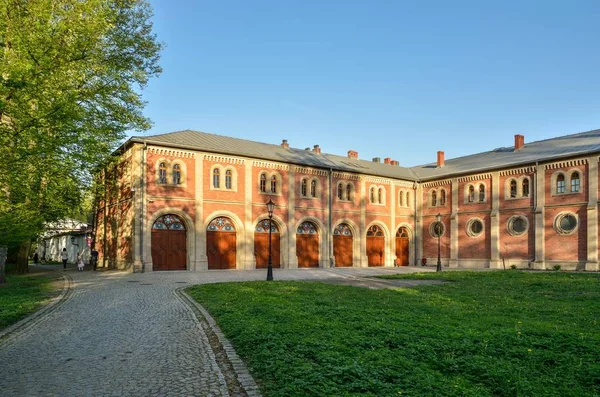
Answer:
(296, 221, 319, 268)
(254, 219, 280, 269)
(366, 225, 385, 267)
(206, 217, 237, 270)
(333, 223, 353, 267)
(151, 214, 187, 271)
(396, 226, 410, 266)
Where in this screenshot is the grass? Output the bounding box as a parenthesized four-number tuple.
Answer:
(0, 268, 62, 330)
(187, 271, 600, 396)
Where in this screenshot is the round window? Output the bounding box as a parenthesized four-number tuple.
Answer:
(466, 218, 484, 237)
(555, 213, 577, 235)
(507, 215, 529, 236)
(429, 221, 444, 238)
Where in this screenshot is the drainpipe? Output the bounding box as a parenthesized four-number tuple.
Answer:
(413, 181, 418, 266)
(328, 168, 334, 267)
(140, 142, 147, 272)
(532, 161, 538, 264)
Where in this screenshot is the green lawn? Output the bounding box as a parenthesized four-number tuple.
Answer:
(187, 271, 600, 397)
(0, 272, 62, 330)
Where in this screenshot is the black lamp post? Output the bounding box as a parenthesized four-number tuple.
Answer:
(436, 213, 442, 272)
(266, 199, 275, 281)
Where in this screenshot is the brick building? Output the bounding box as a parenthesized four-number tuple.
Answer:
(95, 129, 600, 272)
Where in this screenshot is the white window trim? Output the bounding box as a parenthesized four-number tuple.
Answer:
(506, 214, 529, 236)
(260, 171, 283, 196)
(553, 212, 579, 235)
(466, 217, 485, 238)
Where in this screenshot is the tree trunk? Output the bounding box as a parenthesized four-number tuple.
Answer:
(0, 247, 6, 284)
(15, 241, 30, 274)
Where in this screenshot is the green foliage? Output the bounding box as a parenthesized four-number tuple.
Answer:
(0, 0, 162, 249)
(553, 265, 562, 271)
(510, 264, 517, 269)
(0, 273, 61, 329)
(188, 272, 600, 396)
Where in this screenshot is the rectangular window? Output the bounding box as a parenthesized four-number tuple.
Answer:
(557, 180, 565, 194)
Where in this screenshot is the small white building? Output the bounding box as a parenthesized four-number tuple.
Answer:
(37, 219, 92, 264)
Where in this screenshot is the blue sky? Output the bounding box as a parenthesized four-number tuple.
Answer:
(135, 0, 600, 166)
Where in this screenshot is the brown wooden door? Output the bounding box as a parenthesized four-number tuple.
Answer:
(366, 236, 385, 267)
(333, 235, 353, 267)
(396, 237, 409, 266)
(207, 231, 237, 269)
(152, 230, 187, 271)
(254, 233, 281, 268)
(297, 234, 319, 267)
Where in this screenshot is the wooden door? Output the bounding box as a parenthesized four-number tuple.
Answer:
(297, 234, 319, 267)
(254, 219, 281, 269)
(296, 221, 319, 268)
(206, 217, 237, 270)
(333, 223, 353, 267)
(151, 215, 187, 271)
(366, 225, 385, 267)
(334, 236, 353, 267)
(395, 227, 410, 266)
(396, 238, 409, 266)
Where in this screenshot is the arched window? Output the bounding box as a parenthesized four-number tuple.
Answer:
(225, 169, 232, 189)
(172, 164, 181, 184)
(310, 180, 317, 197)
(159, 162, 167, 184)
(440, 189, 446, 206)
(271, 175, 277, 193)
(301, 179, 307, 197)
(509, 180, 517, 198)
(260, 174, 266, 193)
(557, 174, 565, 194)
(406, 191, 411, 207)
(370, 187, 376, 203)
(571, 172, 580, 192)
(346, 184, 352, 201)
(522, 179, 529, 197)
(213, 168, 220, 188)
(378, 188, 383, 204)
(399, 191, 404, 207)
(431, 190, 437, 207)
(338, 183, 344, 200)
(468, 185, 475, 202)
(479, 184, 485, 202)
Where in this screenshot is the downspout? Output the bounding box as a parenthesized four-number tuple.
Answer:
(413, 181, 418, 266)
(328, 168, 334, 267)
(102, 168, 108, 268)
(140, 142, 147, 272)
(532, 161, 538, 264)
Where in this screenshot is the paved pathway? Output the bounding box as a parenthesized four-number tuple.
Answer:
(0, 265, 433, 396)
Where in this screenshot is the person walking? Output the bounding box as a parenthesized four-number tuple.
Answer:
(61, 248, 69, 270)
(76, 251, 85, 271)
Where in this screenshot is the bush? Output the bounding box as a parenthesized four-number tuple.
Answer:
(553, 265, 561, 271)
(510, 264, 517, 270)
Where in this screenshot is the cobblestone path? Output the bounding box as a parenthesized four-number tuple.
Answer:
(0, 266, 432, 396)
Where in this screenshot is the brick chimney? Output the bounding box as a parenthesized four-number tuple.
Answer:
(391, 160, 399, 166)
(347, 150, 358, 159)
(437, 151, 445, 167)
(281, 139, 289, 148)
(384, 157, 392, 164)
(312, 144, 321, 154)
(514, 134, 524, 150)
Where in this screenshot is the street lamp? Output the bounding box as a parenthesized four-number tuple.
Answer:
(266, 199, 275, 281)
(436, 213, 442, 272)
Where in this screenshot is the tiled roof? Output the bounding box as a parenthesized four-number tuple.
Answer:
(411, 129, 600, 180)
(129, 130, 420, 181)
(129, 128, 600, 182)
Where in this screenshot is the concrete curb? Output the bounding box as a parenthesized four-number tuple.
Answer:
(0, 273, 73, 344)
(176, 287, 262, 397)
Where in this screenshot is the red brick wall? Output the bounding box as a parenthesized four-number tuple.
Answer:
(422, 214, 450, 259)
(499, 211, 535, 260)
(545, 205, 587, 261)
(458, 213, 490, 259)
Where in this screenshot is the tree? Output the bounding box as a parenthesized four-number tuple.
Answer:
(0, 0, 162, 280)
